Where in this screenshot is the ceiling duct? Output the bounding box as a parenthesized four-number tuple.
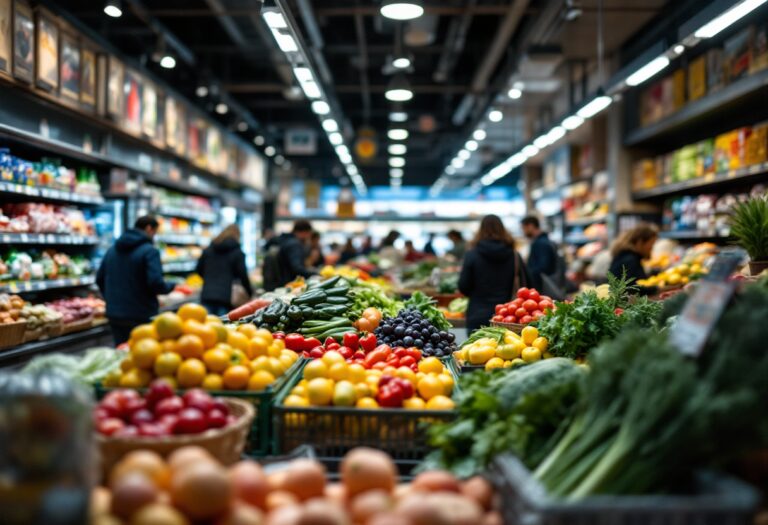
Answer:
(511, 45, 564, 93)
(404, 15, 438, 46)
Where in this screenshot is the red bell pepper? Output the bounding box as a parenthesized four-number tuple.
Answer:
(363, 345, 391, 368)
(359, 333, 378, 353)
(343, 332, 359, 349)
(284, 333, 306, 352)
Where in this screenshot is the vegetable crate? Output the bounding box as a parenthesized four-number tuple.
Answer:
(272, 360, 459, 474)
(94, 358, 303, 457)
(451, 355, 484, 374)
(490, 455, 759, 525)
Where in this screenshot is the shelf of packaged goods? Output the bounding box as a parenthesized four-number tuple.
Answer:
(274, 215, 482, 223)
(0, 324, 112, 367)
(0, 181, 104, 205)
(156, 234, 210, 246)
(632, 162, 768, 200)
(530, 185, 561, 201)
(564, 235, 608, 245)
(658, 230, 729, 241)
(564, 215, 609, 227)
(0, 275, 97, 294)
(156, 205, 217, 223)
(0, 232, 99, 245)
(162, 260, 197, 273)
(625, 68, 768, 147)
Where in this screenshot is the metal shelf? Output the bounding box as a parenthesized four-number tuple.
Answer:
(162, 260, 197, 273)
(156, 205, 217, 223)
(0, 324, 112, 367)
(275, 215, 482, 223)
(156, 234, 210, 246)
(632, 162, 768, 200)
(564, 215, 609, 227)
(0, 181, 104, 205)
(564, 235, 608, 245)
(0, 232, 99, 245)
(659, 230, 729, 241)
(0, 275, 96, 294)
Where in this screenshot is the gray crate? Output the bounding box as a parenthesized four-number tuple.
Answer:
(490, 455, 759, 525)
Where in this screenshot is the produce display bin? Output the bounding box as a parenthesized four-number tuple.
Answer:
(451, 355, 485, 374)
(94, 357, 303, 457)
(0, 320, 27, 349)
(272, 360, 459, 473)
(490, 454, 760, 525)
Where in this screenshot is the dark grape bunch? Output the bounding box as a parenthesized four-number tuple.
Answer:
(374, 308, 457, 357)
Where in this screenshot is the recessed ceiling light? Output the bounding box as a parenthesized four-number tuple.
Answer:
(215, 103, 228, 115)
(488, 109, 503, 122)
(159, 55, 176, 69)
(195, 85, 209, 98)
(390, 168, 404, 178)
(473, 129, 486, 141)
(507, 87, 522, 99)
(265, 146, 276, 157)
(673, 44, 685, 55)
(380, 0, 424, 21)
(388, 129, 409, 140)
(104, 0, 122, 17)
(389, 157, 406, 168)
(237, 121, 248, 132)
(254, 135, 265, 146)
(388, 144, 407, 155)
(389, 111, 408, 122)
(392, 56, 411, 69)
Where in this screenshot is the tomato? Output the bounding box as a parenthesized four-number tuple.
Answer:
(145, 379, 174, 408)
(130, 409, 154, 426)
(154, 396, 184, 416)
(97, 418, 125, 436)
(538, 300, 554, 312)
(516, 288, 530, 299)
(138, 422, 166, 437)
(520, 315, 533, 324)
(527, 289, 541, 302)
(508, 316, 518, 323)
(495, 305, 503, 314)
(522, 299, 538, 312)
(400, 355, 416, 367)
(372, 362, 388, 371)
(498, 307, 509, 317)
(114, 425, 139, 438)
(515, 307, 528, 318)
(532, 310, 544, 319)
(338, 346, 353, 359)
(309, 347, 325, 359)
(183, 389, 214, 412)
(223, 365, 250, 390)
(356, 317, 373, 332)
(173, 407, 208, 434)
(503, 316, 515, 323)
(206, 409, 228, 429)
(405, 348, 422, 360)
(394, 347, 408, 358)
(492, 315, 503, 322)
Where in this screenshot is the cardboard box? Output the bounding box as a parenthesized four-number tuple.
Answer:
(660, 76, 675, 118)
(724, 27, 753, 82)
(673, 68, 687, 109)
(688, 55, 707, 101)
(707, 48, 725, 92)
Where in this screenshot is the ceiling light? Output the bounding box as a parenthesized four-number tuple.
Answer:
(236, 121, 248, 132)
(195, 86, 208, 98)
(385, 74, 414, 102)
(522, 144, 539, 158)
(104, 0, 122, 17)
(274, 33, 298, 53)
(673, 44, 685, 55)
(263, 10, 288, 29)
(389, 157, 406, 168)
(533, 135, 551, 149)
(392, 56, 412, 69)
(694, 0, 767, 38)
(311, 100, 330, 115)
(339, 153, 353, 164)
(293, 67, 312, 82)
(626, 55, 670, 86)
(275, 155, 285, 165)
(465, 140, 478, 151)
(451, 157, 465, 169)
(488, 109, 503, 122)
(215, 103, 228, 115)
(445, 166, 456, 175)
(507, 87, 522, 99)
(159, 55, 176, 69)
(328, 132, 343, 145)
(264, 146, 276, 157)
(335, 145, 350, 157)
(473, 129, 487, 141)
(388, 128, 409, 140)
(546, 126, 566, 144)
(458, 149, 470, 160)
(380, 0, 424, 21)
(576, 95, 612, 119)
(390, 168, 404, 178)
(254, 135, 265, 146)
(391, 179, 402, 187)
(388, 144, 407, 155)
(347, 165, 358, 175)
(389, 111, 408, 122)
(561, 115, 584, 130)
(322, 119, 339, 132)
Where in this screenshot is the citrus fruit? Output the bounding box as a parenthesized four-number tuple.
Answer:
(154, 351, 182, 376)
(249, 336, 270, 358)
(403, 397, 426, 409)
(437, 373, 454, 394)
(304, 360, 329, 380)
(154, 313, 183, 340)
(418, 356, 443, 374)
(356, 397, 379, 409)
(120, 368, 151, 388)
(223, 365, 250, 390)
(485, 357, 505, 371)
(426, 395, 455, 410)
(332, 381, 357, 407)
(354, 383, 371, 399)
(160, 340, 177, 354)
(248, 370, 276, 391)
(347, 363, 367, 384)
(284, 395, 309, 407)
(203, 348, 229, 373)
(417, 375, 443, 400)
(131, 338, 162, 369)
(227, 331, 250, 353)
(177, 358, 206, 388)
(532, 337, 548, 352)
(178, 303, 208, 323)
(328, 362, 349, 382)
(307, 378, 333, 406)
(202, 373, 223, 390)
(176, 334, 205, 360)
(521, 346, 541, 363)
(236, 324, 257, 339)
(521, 326, 539, 345)
(291, 385, 307, 397)
(130, 324, 158, 342)
(321, 351, 345, 367)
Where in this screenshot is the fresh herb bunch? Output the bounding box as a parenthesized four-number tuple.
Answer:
(403, 291, 452, 330)
(346, 280, 403, 321)
(459, 326, 508, 349)
(729, 196, 768, 261)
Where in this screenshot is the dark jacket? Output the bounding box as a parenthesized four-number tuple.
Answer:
(278, 233, 314, 282)
(97, 229, 174, 321)
(459, 239, 531, 332)
(527, 232, 557, 290)
(196, 238, 253, 307)
(609, 249, 656, 295)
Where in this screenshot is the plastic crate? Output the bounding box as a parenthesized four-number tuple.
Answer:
(272, 360, 459, 473)
(94, 357, 303, 457)
(490, 454, 759, 525)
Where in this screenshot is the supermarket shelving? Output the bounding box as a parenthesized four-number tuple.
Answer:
(564, 215, 609, 227)
(163, 260, 198, 273)
(0, 324, 112, 367)
(0, 233, 99, 245)
(563, 234, 608, 245)
(275, 215, 481, 223)
(658, 230, 729, 241)
(0, 180, 104, 205)
(0, 275, 96, 294)
(156, 205, 217, 224)
(156, 234, 210, 246)
(632, 162, 768, 200)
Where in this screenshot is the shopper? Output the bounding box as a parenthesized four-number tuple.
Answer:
(423, 233, 436, 256)
(195, 224, 253, 316)
(608, 223, 659, 293)
(305, 230, 324, 269)
(339, 238, 357, 264)
(404, 240, 424, 263)
(96, 215, 175, 345)
(446, 229, 466, 261)
(378, 231, 402, 265)
(263, 220, 316, 290)
(360, 235, 374, 255)
(521, 216, 558, 290)
(459, 215, 531, 333)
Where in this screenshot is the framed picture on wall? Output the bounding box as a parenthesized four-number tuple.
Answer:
(0, 0, 11, 75)
(80, 47, 96, 108)
(35, 10, 57, 90)
(107, 56, 123, 118)
(12, 1, 34, 82)
(123, 68, 142, 135)
(59, 32, 79, 101)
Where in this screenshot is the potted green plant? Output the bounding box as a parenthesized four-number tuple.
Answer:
(729, 196, 768, 276)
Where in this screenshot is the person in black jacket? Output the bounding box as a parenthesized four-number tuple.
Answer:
(521, 215, 557, 290)
(97, 216, 174, 345)
(459, 215, 531, 333)
(608, 223, 659, 294)
(196, 224, 254, 316)
(271, 220, 315, 287)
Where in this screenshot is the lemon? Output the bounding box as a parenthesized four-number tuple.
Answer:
(521, 346, 542, 363)
(304, 359, 329, 380)
(426, 395, 455, 410)
(291, 385, 307, 397)
(521, 326, 539, 345)
(485, 357, 505, 371)
(307, 378, 333, 406)
(284, 395, 309, 407)
(403, 397, 426, 409)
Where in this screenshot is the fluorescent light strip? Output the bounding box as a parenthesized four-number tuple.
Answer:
(533, 135, 551, 149)
(322, 119, 339, 132)
(388, 144, 407, 155)
(311, 100, 330, 115)
(577, 95, 612, 119)
(389, 157, 406, 168)
(545, 126, 566, 144)
(522, 144, 539, 158)
(465, 140, 478, 151)
(694, 0, 768, 38)
(626, 55, 670, 86)
(390, 168, 404, 178)
(388, 129, 409, 140)
(473, 129, 486, 141)
(328, 132, 343, 145)
(561, 115, 584, 130)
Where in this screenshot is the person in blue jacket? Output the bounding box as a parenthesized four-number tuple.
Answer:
(97, 215, 174, 344)
(521, 215, 557, 291)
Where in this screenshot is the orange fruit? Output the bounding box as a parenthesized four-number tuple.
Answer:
(131, 338, 162, 369)
(203, 348, 229, 373)
(178, 303, 208, 323)
(176, 334, 205, 360)
(307, 378, 333, 406)
(130, 323, 158, 342)
(177, 358, 206, 388)
(426, 395, 455, 410)
(417, 375, 443, 401)
(206, 315, 223, 325)
(154, 352, 182, 376)
(227, 331, 250, 353)
(120, 368, 150, 388)
(154, 312, 183, 340)
(120, 355, 135, 373)
(202, 373, 223, 390)
(183, 320, 217, 349)
(223, 365, 250, 390)
(211, 324, 229, 344)
(230, 349, 251, 367)
(236, 324, 258, 339)
(248, 370, 276, 391)
(160, 340, 177, 354)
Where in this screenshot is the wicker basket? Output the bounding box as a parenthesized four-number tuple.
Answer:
(490, 320, 526, 334)
(95, 398, 255, 477)
(0, 320, 27, 349)
(22, 327, 44, 343)
(62, 316, 94, 335)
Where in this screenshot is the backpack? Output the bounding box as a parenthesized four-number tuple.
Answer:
(261, 244, 284, 292)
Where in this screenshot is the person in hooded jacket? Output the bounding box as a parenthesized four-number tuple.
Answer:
(97, 216, 175, 345)
(459, 215, 531, 333)
(196, 224, 254, 316)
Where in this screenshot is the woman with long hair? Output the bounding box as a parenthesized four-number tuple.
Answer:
(608, 223, 658, 293)
(195, 224, 253, 316)
(459, 215, 531, 332)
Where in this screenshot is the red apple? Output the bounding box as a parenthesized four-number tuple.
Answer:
(210, 398, 230, 416)
(145, 379, 174, 408)
(173, 408, 207, 434)
(154, 396, 184, 417)
(182, 389, 214, 413)
(206, 409, 228, 429)
(114, 425, 139, 438)
(138, 422, 166, 437)
(97, 418, 125, 436)
(131, 409, 154, 426)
